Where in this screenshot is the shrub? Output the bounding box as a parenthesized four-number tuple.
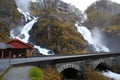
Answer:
(43, 67, 61, 80)
(29, 67, 43, 80)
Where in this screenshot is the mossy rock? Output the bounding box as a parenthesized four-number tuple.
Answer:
(31, 16, 87, 54)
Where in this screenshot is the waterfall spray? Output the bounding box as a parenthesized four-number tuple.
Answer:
(75, 23, 109, 52)
(75, 22, 120, 80)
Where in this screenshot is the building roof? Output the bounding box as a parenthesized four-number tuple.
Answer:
(6, 38, 33, 49)
(0, 43, 12, 49)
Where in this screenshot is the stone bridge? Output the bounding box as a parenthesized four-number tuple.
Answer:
(1, 53, 120, 79)
(55, 56, 120, 79)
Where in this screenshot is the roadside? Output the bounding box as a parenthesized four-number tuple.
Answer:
(0, 59, 10, 76)
(2, 66, 34, 80)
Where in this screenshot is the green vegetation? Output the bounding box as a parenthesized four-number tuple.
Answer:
(29, 67, 61, 80)
(29, 67, 44, 80)
(29, 67, 111, 80)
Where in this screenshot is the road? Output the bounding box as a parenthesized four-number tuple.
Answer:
(0, 54, 94, 75)
(3, 66, 33, 80)
(0, 52, 120, 75)
(0, 59, 10, 75)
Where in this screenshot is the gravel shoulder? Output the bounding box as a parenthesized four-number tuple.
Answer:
(2, 66, 34, 80)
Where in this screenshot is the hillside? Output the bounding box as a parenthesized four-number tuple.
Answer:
(29, 0, 87, 54)
(0, 0, 20, 42)
(85, 0, 120, 29)
(0, 0, 87, 54)
(1, 0, 120, 53)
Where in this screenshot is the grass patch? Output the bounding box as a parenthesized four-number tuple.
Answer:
(29, 67, 43, 80)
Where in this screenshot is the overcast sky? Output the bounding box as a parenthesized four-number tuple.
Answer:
(61, 0, 120, 12)
(31, 0, 120, 12)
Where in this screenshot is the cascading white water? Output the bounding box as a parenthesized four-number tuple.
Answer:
(10, 8, 37, 43)
(10, 0, 54, 55)
(75, 23, 120, 80)
(75, 22, 120, 80)
(103, 71, 120, 80)
(75, 23, 109, 52)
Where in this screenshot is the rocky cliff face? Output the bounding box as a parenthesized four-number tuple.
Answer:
(0, 0, 87, 54)
(0, 0, 20, 26)
(29, 0, 87, 54)
(1, 0, 120, 54)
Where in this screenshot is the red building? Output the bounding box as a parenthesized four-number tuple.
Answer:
(0, 38, 34, 58)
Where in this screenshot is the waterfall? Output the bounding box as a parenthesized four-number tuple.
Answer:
(10, 8, 37, 43)
(75, 23, 109, 52)
(75, 23, 120, 79)
(75, 22, 120, 79)
(10, 0, 54, 55)
(103, 71, 120, 80)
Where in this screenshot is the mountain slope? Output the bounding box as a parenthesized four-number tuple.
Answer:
(85, 0, 120, 29)
(0, 0, 20, 41)
(29, 0, 87, 54)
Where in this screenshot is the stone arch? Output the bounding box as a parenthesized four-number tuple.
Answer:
(95, 62, 112, 71)
(92, 59, 106, 69)
(57, 63, 80, 73)
(57, 63, 81, 80)
(92, 59, 112, 71)
(61, 68, 80, 79)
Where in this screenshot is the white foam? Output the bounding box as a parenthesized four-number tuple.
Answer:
(103, 71, 120, 80)
(34, 45, 54, 55)
(75, 23, 109, 52)
(10, 5, 54, 55)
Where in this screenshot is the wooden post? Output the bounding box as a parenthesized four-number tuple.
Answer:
(1, 50, 4, 58)
(30, 49, 32, 56)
